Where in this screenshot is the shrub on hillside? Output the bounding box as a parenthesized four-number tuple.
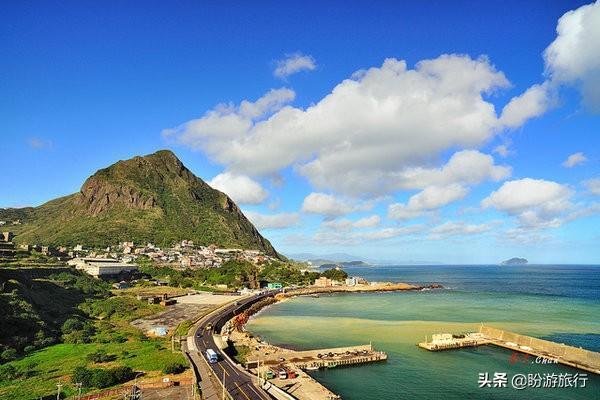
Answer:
(0, 348, 17, 362)
(61, 318, 95, 344)
(72, 366, 134, 388)
(86, 350, 116, 363)
(61, 318, 84, 334)
(162, 362, 186, 374)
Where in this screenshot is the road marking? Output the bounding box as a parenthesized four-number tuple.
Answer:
(235, 382, 252, 400)
(248, 384, 269, 400)
(219, 363, 230, 376)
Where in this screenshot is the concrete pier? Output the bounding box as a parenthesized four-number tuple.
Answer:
(247, 344, 388, 370)
(231, 327, 387, 400)
(418, 325, 600, 375)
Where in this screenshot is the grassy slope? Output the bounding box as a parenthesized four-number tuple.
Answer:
(0, 341, 185, 399)
(0, 264, 187, 399)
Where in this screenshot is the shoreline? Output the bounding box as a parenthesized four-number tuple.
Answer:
(278, 281, 443, 298)
(222, 282, 443, 399)
(240, 281, 444, 337)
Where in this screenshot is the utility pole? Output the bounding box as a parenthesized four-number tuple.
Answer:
(75, 382, 82, 400)
(56, 383, 62, 400)
(222, 370, 226, 400)
(257, 359, 260, 387)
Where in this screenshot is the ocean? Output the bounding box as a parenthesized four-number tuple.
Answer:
(246, 265, 600, 399)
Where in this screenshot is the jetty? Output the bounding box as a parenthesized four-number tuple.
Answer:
(419, 325, 600, 375)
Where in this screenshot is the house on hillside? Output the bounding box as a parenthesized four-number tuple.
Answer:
(0, 232, 14, 242)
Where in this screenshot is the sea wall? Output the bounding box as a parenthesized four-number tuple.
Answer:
(480, 325, 600, 370)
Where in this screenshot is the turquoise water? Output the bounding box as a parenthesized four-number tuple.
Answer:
(247, 265, 600, 399)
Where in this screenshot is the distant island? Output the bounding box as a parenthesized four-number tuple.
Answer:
(501, 257, 528, 265)
(340, 260, 370, 267)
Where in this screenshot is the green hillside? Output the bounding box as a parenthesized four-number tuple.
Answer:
(1, 150, 278, 256)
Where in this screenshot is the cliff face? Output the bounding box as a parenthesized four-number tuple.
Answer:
(76, 177, 158, 215)
(1, 150, 279, 257)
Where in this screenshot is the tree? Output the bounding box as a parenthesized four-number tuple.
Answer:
(61, 318, 84, 334)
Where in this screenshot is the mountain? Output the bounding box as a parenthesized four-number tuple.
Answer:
(288, 252, 368, 263)
(501, 257, 528, 265)
(0, 150, 278, 256)
(287, 252, 441, 266)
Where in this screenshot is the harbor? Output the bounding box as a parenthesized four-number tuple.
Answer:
(419, 325, 600, 375)
(227, 328, 387, 400)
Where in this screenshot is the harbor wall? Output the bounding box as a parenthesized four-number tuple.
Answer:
(480, 325, 600, 369)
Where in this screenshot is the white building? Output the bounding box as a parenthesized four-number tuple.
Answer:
(345, 277, 358, 286)
(68, 257, 138, 278)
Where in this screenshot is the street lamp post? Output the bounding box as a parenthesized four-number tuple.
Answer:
(132, 372, 144, 399)
(56, 383, 62, 400)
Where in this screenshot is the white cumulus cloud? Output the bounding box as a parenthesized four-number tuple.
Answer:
(584, 178, 600, 195)
(162, 87, 295, 152)
(208, 172, 268, 205)
(544, 0, 600, 111)
(388, 184, 469, 220)
(301, 192, 372, 217)
(165, 55, 519, 198)
(428, 220, 495, 239)
(562, 152, 587, 168)
(391, 150, 511, 190)
(244, 211, 300, 229)
(313, 225, 424, 245)
(482, 178, 574, 229)
(500, 82, 553, 128)
(274, 53, 317, 78)
(322, 215, 381, 232)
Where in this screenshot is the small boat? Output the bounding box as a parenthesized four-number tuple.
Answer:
(311, 294, 320, 298)
(305, 365, 319, 371)
(327, 363, 338, 369)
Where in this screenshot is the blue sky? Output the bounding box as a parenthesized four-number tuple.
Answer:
(2, 1, 599, 263)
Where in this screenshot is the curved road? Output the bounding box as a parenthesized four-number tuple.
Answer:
(193, 291, 279, 400)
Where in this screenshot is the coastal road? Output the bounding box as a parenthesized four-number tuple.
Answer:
(192, 291, 278, 400)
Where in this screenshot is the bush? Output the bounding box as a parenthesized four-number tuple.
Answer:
(61, 318, 84, 334)
(0, 362, 38, 380)
(72, 366, 134, 389)
(0, 365, 17, 380)
(162, 362, 186, 374)
(61, 319, 95, 344)
(112, 366, 135, 383)
(86, 350, 116, 363)
(1, 348, 17, 362)
(23, 345, 36, 353)
(72, 366, 93, 387)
